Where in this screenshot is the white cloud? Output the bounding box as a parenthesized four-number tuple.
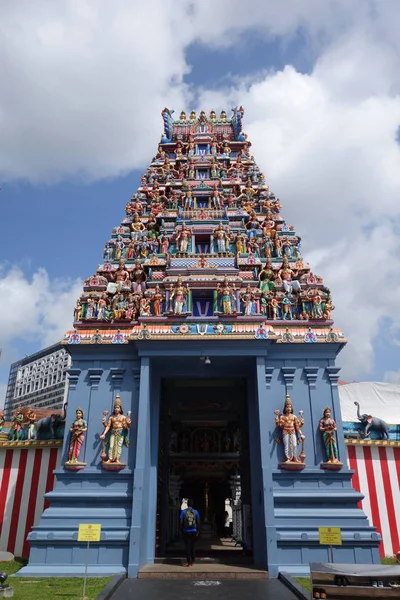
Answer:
(0, 265, 82, 351)
(194, 32, 400, 379)
(1, 1, 400, 380)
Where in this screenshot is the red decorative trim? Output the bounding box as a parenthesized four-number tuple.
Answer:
(44, 447, 58, 509)
(379, 447, 399, 555)
(0, 450, 13, 538)
(22, 448, 43, 558)
(347, 445, 362, 508)
(8, 449, 28, 554)
(364, 446, 383, 557)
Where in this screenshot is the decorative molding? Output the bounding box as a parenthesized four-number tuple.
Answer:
(281, 366, 296, 391)
(110, 368, 125, 389)
(304, 366, 319, 389)
(132, 366, 141, 383)
(265, 367, 275, 389)
(66, 368, 81, 390)
(0, 440, 62, 448)
(345, 438, 400, 447)
(325, 366, 341, 388)
(88, 368, 103, 389)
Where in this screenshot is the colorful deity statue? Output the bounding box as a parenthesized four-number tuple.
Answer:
(131, 259, 147, 292)
(259, 261, 275, 293)
(100, 396, 131, 465)
(65, 408, 88, 466)
(213, 222, 230, 253)
(278, 256, 301, 293)
(179, 111, 187, 121)
(274, 395, 305, 464)
(131, 213, 145, 240)
(319, 407, 342, 465)
(152, 284, 164, 316)
(240, 285, 255, 315)
(26, 407, 37, 440)
(112, 259, 130, 289)
(0, 410, 5, 432)
(170, 277, 189, 314)
(176, 223, 192, 253)
(216, 278, 236, 314)
(8, 406, 25, 441)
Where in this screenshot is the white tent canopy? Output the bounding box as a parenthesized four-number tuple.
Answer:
(339, 381, 400, 424)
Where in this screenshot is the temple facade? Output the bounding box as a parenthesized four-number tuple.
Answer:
(21, 108, 381, 578)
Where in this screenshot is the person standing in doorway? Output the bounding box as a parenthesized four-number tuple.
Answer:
(180, 501, 200, 567)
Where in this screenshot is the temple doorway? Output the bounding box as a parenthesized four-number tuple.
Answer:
(156, 377, 253, 562)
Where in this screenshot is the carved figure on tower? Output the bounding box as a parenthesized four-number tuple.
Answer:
(170, 277, 190, 315)
(216, 278, 236, 314)
(274, 395, 305, 468)
(213, 222, 230, 254)
(100, 396, 131, 467)
(65, 408, 88, 470)
(176, 223, 192, 253)
(319, 407, 342, 468)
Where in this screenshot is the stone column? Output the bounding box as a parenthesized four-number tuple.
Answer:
(326, 366, 347, 464)
(128, 357, 150, 577)
(256, 356, 278, 568)
(304, 366, 319, 465)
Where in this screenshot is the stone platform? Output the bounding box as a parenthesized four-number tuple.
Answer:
(110, 578, 296, 599)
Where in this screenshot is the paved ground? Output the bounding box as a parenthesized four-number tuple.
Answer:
(111, 578, 298, 599)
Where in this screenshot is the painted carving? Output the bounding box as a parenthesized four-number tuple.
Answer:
(100, 396, 131, 470)
(65, 408, 88, 471)
(274, 394, 306, 470)
(354, 401, 389, 440)
(319, 407, 343, 470)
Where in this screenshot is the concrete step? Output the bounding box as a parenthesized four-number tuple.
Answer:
(138, 562, 268, 579)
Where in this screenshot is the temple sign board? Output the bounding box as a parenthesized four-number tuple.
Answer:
(78, 523, 101, 542)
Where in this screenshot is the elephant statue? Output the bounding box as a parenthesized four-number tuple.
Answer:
(36, 403, 67, 440)
(354, 401, 389, 440)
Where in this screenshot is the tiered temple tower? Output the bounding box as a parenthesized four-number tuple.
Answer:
(21, 108, 380, 578)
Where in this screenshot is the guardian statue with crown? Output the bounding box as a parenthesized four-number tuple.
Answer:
(100, 395, 131, 471)
(274, 394, 306, 471)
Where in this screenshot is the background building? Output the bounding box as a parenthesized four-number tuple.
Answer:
(4, 343, 71, 418)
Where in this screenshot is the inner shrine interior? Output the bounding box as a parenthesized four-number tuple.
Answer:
(157, 377, 251, 557)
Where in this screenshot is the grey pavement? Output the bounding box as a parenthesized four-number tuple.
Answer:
(110, 578, 298, 599)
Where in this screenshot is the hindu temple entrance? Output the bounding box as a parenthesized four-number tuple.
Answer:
(156, 377, 253, 561)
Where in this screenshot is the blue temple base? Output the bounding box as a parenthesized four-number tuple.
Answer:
(20, 341, 381, 578)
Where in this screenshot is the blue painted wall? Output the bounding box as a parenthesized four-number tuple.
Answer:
(20, 339, 380, 577)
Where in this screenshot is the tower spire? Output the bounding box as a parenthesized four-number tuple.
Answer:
(65, 107, 343, 346)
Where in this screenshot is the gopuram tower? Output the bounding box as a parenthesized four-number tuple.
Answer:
(22, 108, 380, 578)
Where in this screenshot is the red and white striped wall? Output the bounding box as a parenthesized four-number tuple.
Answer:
(0, 443, 399, 559)
(0, 444, 61, 558)
(347, 443, 400, 558)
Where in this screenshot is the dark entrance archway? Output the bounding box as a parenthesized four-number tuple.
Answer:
(156, 377, 253, 562)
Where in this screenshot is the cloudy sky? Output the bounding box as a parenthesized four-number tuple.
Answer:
(1, 0, 400, 406)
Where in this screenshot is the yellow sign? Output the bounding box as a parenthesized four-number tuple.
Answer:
(319, 527, 342, 545)
(78, 524, 101, 542)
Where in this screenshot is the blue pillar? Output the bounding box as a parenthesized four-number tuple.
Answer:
(128, 357, 150, 577)
(255, 356, 278, 574)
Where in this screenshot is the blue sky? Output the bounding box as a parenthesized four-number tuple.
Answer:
(1, 1, 400, 405)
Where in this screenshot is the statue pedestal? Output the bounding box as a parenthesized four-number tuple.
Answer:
(279, 461, 306, 472)
(64, 462, 86, 472)
(0, 587, 13, 598)
(321, 461, 343, 471)
(200, 523, 213, 539)
(101, 462, 125, 472)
